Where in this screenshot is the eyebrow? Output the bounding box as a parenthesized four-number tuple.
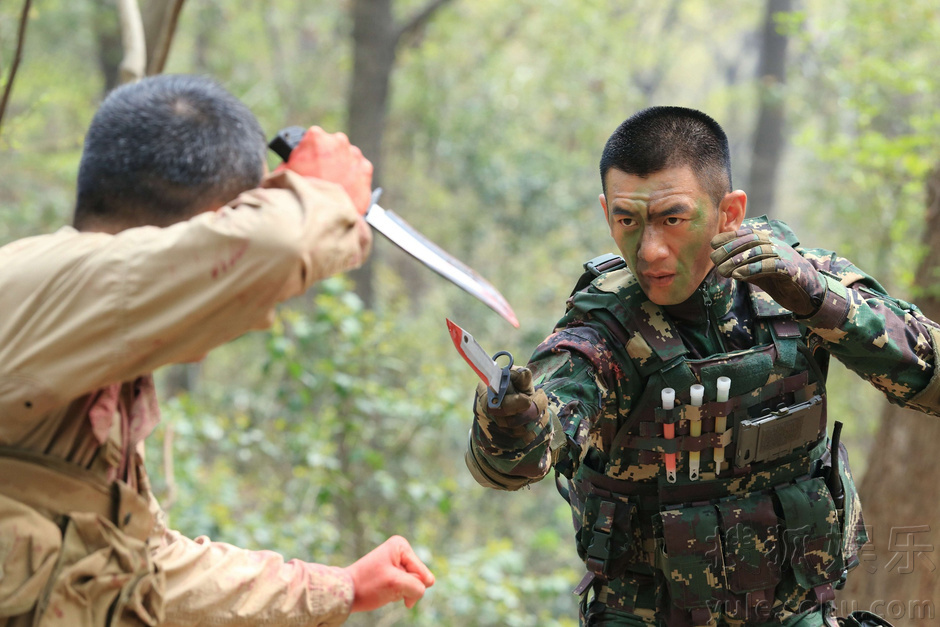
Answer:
(611, 202, 691, 219)
(610, 206, 637, 217)
(653, 203, 692, 218)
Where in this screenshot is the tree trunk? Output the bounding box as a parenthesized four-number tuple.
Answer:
(348, 0, 397, 187)
(836, 167, 940, 625)
(344, 0, 453, 308)
(141, 0, 186, 75)
(93, 0, 123, 94)
(344, 0, 397, 307)
(747, 0, 791, 218)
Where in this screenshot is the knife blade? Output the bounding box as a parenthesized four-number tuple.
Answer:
(269, 126, 519, 327)
(446, 318, 513, 408)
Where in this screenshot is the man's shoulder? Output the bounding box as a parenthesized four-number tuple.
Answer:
(567, 254, 640, 302)
(743, 215, 801, 248)
(562, 254, 649, 339)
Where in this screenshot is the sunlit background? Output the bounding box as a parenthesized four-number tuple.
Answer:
(1, 1, 938, 624)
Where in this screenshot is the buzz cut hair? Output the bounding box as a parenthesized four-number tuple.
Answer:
(599, 106, 732, 208)
(73, 74, 267, 230)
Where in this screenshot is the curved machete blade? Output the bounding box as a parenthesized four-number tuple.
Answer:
(270, 126, 519, 327)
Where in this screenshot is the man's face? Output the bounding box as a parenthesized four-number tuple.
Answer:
(600, 165, 731, 306)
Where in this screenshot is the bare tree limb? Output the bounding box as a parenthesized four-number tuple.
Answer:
(162, 421, 178, 509)
(0, 0, 33, 138)
(118, 0, 147, 84)
(395, 0, 455, 46)
(143, 0, 187, 75)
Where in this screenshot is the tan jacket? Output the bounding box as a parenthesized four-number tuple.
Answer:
(0, 171, 364, 627)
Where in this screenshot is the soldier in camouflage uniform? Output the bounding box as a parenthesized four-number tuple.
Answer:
(466, 107, 939, 626)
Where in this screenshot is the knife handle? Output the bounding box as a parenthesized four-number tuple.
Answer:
(486, 350, 514, 409)
(268, 125, 306, 160)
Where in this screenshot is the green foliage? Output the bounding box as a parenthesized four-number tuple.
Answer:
(5, 0, 940, 623)
(788, 0, 940, 291)
(779, 0, 940, 471)
(0, 0, 103, 242)
(147, 278, 580, 625)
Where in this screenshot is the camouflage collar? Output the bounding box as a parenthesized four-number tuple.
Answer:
(662, 268, 737, 324)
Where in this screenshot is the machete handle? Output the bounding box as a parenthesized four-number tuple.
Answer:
(268, 125, 306, 161)
(486, 350, 514, 409)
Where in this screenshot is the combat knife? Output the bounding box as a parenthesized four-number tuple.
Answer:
(269, 126, 519, 327)
(446, 318, 513, 408)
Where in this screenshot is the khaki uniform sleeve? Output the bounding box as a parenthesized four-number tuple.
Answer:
(151, 528, 354, 627)
(0, 170, 364, 429)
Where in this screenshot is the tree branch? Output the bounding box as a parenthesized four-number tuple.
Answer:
(0, 0, 33, 139)
(395, 0, 454, 46)
(143, 0, 187, 75)
(117, 0, 147, 84)
(162, 421, 178, 509)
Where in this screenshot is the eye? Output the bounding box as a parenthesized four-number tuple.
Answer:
(617, 217, 637, 228)
(664, 216, 684, 226)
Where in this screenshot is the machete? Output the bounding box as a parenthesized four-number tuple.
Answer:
(269, 126, 519, 328)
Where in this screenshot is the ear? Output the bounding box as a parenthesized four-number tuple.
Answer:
(599, 193, 610, 223)
(717, 190, 746, 233)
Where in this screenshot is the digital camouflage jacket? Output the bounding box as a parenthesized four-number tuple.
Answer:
(467, 217, 940, 626)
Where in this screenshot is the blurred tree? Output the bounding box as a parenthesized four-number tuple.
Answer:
(838, 166, 940, 624)
(141, 0, 185, 75)
(747, 0, 792, 218)
(787, 1, 940, 622)
(346, 0, 457, 307)
(0, 0, 32, 136)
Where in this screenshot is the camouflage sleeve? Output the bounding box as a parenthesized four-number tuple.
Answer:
(800, 248, 940, 414)
(467, 318, 631, 490)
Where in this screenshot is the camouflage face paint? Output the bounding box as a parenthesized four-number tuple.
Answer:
(602, 166, 721, 305)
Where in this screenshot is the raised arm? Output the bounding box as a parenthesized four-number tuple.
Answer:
(0, 170, 366, 423)
(711, 227, 940, 414)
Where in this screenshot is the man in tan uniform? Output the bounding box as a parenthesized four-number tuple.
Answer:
(0, 74, 434, 626)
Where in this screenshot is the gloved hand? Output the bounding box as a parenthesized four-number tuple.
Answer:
(278, 126, 374, 215)
(473, 366, 548, 429)
(710, 228, 828, 317)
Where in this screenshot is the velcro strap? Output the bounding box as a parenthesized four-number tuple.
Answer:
(803, 274, 850, 329)
(814, 583, 836, 604)
(771, 318, 801, 370)
(585, 500, 617, 566)
(618, 429, 733, 454)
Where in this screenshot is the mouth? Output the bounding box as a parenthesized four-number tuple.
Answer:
(643, 272, 675, 287)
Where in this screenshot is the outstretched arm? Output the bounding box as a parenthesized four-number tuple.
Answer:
(467, 323, 622, 490)
(152, 524, 433, 626)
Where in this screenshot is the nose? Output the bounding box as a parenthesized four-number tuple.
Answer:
(637, 227, 668, 265)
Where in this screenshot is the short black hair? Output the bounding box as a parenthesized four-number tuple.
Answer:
(599, 106, 732, 208)
(74, 74, 266, 230)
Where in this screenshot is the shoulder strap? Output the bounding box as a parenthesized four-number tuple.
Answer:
(569, 253, 627, 297)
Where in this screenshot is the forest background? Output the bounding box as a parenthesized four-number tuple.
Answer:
(1, 1, 939, 625)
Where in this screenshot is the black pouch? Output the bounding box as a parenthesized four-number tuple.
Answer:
(838, 610, 896, 627)
(820, 440, 868, 565)
(575, 491, 639, 582)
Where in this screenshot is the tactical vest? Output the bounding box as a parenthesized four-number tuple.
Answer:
(555, 220, 866, 626)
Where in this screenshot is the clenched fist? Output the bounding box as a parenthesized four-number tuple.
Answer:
(474, 366, 548, 429)
(280, 126, 374, 215)
(710, 228, 827, 317)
